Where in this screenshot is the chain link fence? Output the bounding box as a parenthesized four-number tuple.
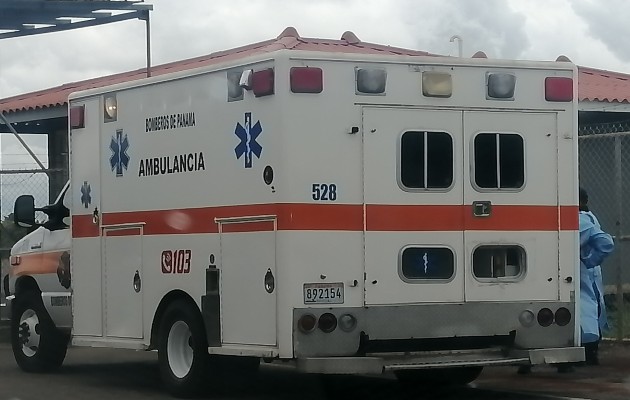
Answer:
(579, 122, 630, 340)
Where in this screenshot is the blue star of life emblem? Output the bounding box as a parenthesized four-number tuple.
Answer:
(234, 112, 262, 168)
(109, 129, 130, 177)
(80, 181, 91, 208)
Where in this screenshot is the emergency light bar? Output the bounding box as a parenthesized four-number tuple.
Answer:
(486, 73, 516, 100)
(422, 71, 452, 98)
(70, 105, 85, 129)
(356, 68, 387, 94)
(227, 70, 244, 102)
(252, 68, 275, 97)
(104, 94, 117, 122)
(545, 77, 573, 102)
(290, 67, 323, 93)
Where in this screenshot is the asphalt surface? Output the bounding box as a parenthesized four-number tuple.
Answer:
(0, 341, 629, 399)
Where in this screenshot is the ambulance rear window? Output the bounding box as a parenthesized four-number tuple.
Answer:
(472, 245, 525, 280)
(400, 131, 453, 189)
(474, 133, 524, 189)
(400, 247, 455, 281)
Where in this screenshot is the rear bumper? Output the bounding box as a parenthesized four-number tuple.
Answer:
(296, 346, 585, 374)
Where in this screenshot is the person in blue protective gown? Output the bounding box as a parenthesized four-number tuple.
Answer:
(518, 188, 614, 374)
(579, 187, 615, 365)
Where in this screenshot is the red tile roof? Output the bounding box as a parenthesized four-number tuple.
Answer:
(578, 66, 630, 103)
(1, 27, 628, 114)
(0, 27, 435, 115)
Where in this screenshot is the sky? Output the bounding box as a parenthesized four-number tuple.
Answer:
(2, 0, 630, 216)
(1, 0, 630, 99)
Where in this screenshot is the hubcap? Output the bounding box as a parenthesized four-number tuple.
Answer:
(18, 309, 40, 357)
(167, 321, 194, 379)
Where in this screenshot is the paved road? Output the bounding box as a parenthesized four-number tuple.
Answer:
(1, 342, 629, 400)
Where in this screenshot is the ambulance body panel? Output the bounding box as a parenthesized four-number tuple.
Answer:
(64, 50, 581, 382)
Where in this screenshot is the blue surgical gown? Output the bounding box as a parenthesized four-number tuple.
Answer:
(579, 211, 614, 343)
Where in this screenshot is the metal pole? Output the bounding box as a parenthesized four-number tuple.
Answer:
(144, 9, 151, 78)
(0, 112, 48, 174)
(614, 136, 624, 341)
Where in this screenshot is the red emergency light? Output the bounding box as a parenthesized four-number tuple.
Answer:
(290, 67, 323, 93)
(253, 68, 275, 97)
(70, 105, 85, 129)
(545, 77, 573, 102)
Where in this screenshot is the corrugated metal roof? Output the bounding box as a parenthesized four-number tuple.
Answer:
(0, 27, 435, 115)
(578, 66, 630, 103)
(1, 27, 628, 114)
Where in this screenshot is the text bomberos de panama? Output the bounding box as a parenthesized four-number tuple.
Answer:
(146, 112, 196, 132)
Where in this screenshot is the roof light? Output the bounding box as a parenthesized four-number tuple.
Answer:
(239, 69, 253, 90)
(252, 68, 274, 97)
(290, 67, 323, 93)
(104, 94, 117, 122)
(70, 105, 85, 129)
(422, 71, 452, 98)
(356, 68, 387, 94)
(227, 70, 244, 102)
(545, 77, 573, 102)
(487, 73, 516, 100)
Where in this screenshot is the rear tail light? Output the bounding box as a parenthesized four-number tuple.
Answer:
(70, 105, 85, 129)
(338, 313, 357, 332)
(518, 310, 535, 327)
(356, 68, 387, 94)
(545, 77, 573, 102)
(318, 313, 338, 333)
(298, 314, 317, 333)
(290, 67, 323, 93)
(252, 68, 274, 97)
(555, 307, 572, 326)
(537, 308, 554, 327)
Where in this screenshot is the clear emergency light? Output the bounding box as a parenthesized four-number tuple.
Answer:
(70, 105, 85, 129)
(545, 77, 573, 101)
(104, 94, 117, 122)
(252, 68, 275, 97)
(355, 68, 387, 94)
(486, 73, 516, 100)
(290, 67, 323, 93)
(422, 71, 452, 98)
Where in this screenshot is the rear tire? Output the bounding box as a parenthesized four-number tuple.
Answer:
(158, 300, 209, 398)
(395, 366, 483, 386)
(11, 291, 68, 372)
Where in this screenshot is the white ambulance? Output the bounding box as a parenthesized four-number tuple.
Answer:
(10, 48, 583, 396)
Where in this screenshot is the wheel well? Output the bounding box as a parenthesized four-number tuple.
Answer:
(149, 290, 201, 350)
(14, 276, 41, 297)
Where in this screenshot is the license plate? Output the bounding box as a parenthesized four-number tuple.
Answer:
(303, 282, 344, 304)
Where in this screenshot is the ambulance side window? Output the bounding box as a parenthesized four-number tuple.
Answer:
(472, 245, 525, 281)
(474, 133, 524, 189)
(399, 246, 455, 282)
(400, 131, 453, 190)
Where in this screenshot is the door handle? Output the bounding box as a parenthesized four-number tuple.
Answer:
(472, 201, 492, 217)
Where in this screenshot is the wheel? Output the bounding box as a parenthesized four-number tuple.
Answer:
(158, 300, 210, 398)
(11, 291, 68, 372)
(395, 366, 483, 386)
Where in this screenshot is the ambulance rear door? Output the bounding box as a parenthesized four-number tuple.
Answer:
(462, 111, 559, 302)
(362, 107, 465, 306)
